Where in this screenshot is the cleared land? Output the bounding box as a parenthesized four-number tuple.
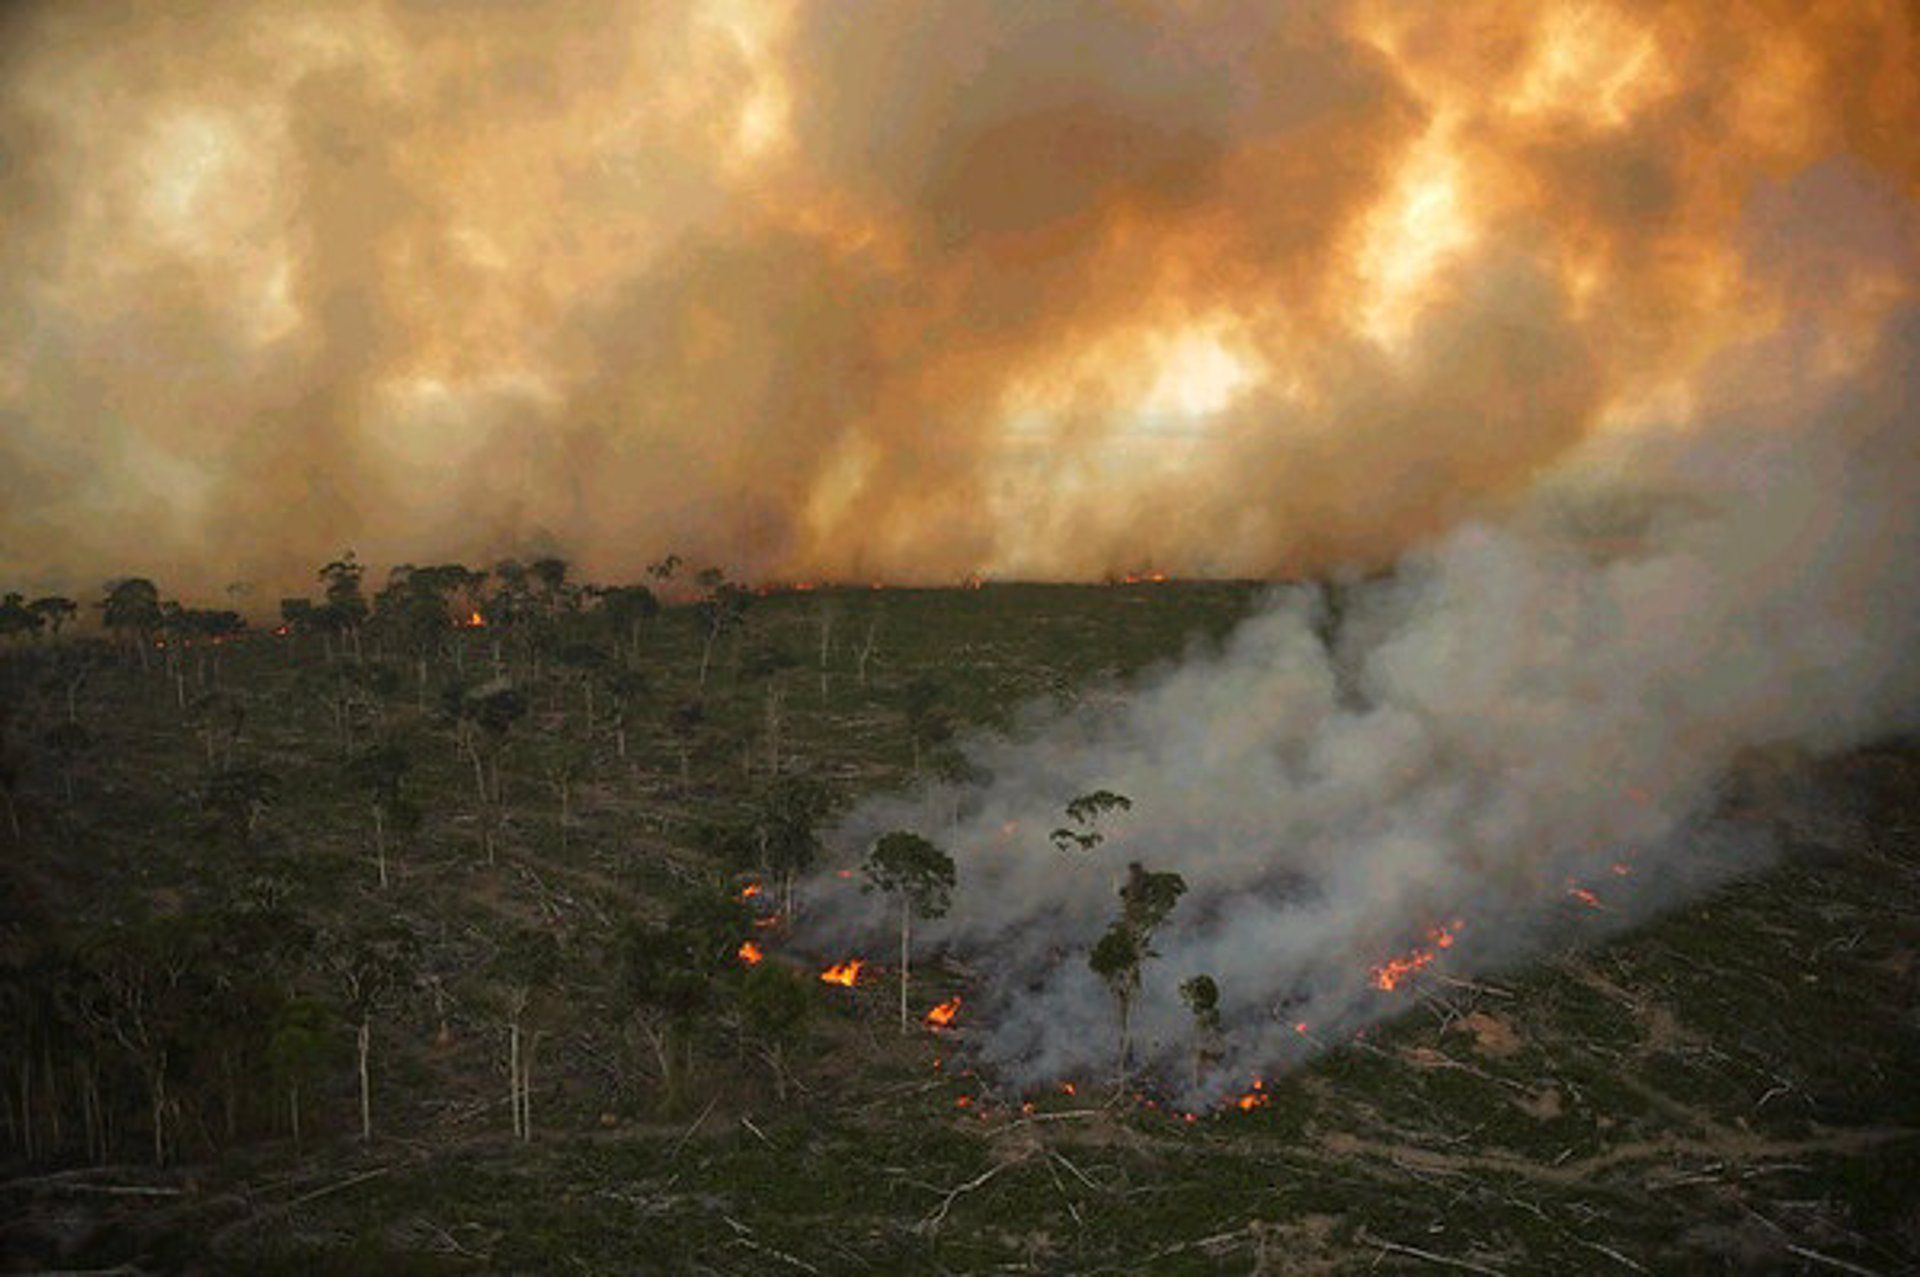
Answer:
(2, 580, 1916, 1273)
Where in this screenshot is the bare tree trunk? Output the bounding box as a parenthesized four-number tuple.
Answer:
(149, 1066, 166, 1167)
(699, 628, 718, 689)
(289, 1083, 300, 1147)
(856, 620, 878, 687)
(899, 900, 912, 1034)
(522, 1032, 536, 1141)
(17, 1059, 32, 1161)
(1, 790, 18, 843)
(508, 1020, 522, 1139)
(373, 806, 388, 888)
(357, 1018, 373, 1140)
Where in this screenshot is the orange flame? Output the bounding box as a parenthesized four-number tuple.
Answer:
(1234, 1078, 1270, 1111)
(924, 996, 961, 1028)
(740, 882, 764, 900)
(819, 959, 863, 986)
(464, 610, 485, 628)
(1370, 919, 1464, 991)
(738, 941, 763, 965)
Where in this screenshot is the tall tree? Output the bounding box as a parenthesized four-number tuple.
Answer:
(861, 831, 957, 1032)
(28, 595, 77, 638)
(1089, 861, 1187, 1094)
(100, 578, 162, 669)
(344, 743, 412, 889)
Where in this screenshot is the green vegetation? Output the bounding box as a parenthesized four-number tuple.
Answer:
(0, 565, 1915, 1273)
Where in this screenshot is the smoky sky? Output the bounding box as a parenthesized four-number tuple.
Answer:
(3, 1, 1915, 597)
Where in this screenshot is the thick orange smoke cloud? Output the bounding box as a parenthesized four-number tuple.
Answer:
(0, 0, 1914, 597)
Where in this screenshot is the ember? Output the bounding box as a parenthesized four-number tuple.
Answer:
(924, 996, 961, 1028)
(819, 959, 863, 987)
(737, 941, 763, 965)
(1234, 1078, 1270, 1111)
(739, 882, 764, 901)
(1568, 886, 1604, 909)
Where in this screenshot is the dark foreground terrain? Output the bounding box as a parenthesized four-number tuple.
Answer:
(2, 575, 1916, 1273)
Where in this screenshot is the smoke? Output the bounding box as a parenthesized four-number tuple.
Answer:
(811, 169, 1920, 1094)
(2, 2, 1914, 596)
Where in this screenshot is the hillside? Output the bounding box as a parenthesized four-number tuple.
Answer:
(2, 576, 1916, 1274)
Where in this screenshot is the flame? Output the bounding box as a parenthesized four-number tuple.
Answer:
(737, 941, 763, 965)
(1060, 1082, 1076, 1096)
(739, 882, 764, 901)
(1233, 1078, 1270, 1111)
(819, 959, 863, 986)
(1369, 919, 1464, 991)
(1568, 886, 1604, 910)
(924, 996, 961, 1028)
(464, 610, 485, 628)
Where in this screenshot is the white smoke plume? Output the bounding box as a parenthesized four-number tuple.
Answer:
(810, 196, 1920, 1099)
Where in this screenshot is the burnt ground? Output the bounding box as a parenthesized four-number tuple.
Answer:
(2, 582, 1917, 1274)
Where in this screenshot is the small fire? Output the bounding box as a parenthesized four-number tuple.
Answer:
(1568, 886, 1605, 910)
(463, 610, 485, 628)
(737, 941, 764, 965)
(1060, 1082, 1076, 1096)
(1234, 1078, 1270, 1111)
(753, 914, 782, 930)
(272, 624, 290, 637)
(1370, 919, 1464, 991)
(819, 959, 864, 987)
(1118, 571, 1170, 585)
(739, 882, 764, 901)
(1611, 861, 1633, 876)
(1293, 1021, 1309, 1035)
(924, 996, 961, 1028)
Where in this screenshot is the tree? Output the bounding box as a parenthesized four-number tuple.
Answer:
(203, 765, 279, 847)
(900, 676, 953, 776)
(693, 568, 750, 689)
(1050, 789, 1133, 853)
(1179, 974, 1224, 1090)
(491, 928, 559, 1141)
(1089, 861, 1188, 1094)
(100, 578, 162, 668)
(267, 999, 333, 1147)
(861, 831, 957, 1032)
(322, 924, 412, 1142)
(737, 963, 812, 1101)
(597, 584, 659, 663)
(318, 551, 370, 662)
(622, 889, 751, 1110)
(28, 596, 77, 638)
(554, 641, 610, 729)
(0, 592, 41, 642)
(758, 774, 834, 917)
(344, 743, 411, 888)
(443, 679, 527, 861)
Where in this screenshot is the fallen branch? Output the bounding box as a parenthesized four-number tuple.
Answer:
(668, 1096, 719, 1160)
(918, 1156, 1025, 1233)
(1357, 1228, 1506, 1275)
(1784, 1244, 1884, 1277)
